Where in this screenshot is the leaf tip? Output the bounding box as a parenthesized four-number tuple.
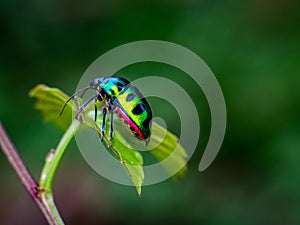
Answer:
(136, 186, 142, 196)
(29, 84, 47, 97)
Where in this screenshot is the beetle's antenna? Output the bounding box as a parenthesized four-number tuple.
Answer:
(59, 86, 92, 116)
(75, 93, 98, 120)
(79, 87, 91, 98)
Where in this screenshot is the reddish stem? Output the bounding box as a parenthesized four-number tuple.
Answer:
(0, 122, 58, 225)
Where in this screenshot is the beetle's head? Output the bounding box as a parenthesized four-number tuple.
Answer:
(89, 78, 104, 88)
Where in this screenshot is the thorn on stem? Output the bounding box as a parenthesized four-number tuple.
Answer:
(46, 149, 55, 162)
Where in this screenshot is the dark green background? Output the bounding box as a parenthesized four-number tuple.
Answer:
(1, 0, 300, 224)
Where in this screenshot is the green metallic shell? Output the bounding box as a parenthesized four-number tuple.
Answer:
(114, 86, 152, 139)
(97, 76, 152, 139)
(100, 77, 129, 97)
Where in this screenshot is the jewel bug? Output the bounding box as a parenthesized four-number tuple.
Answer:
(60, 76, 152, 144)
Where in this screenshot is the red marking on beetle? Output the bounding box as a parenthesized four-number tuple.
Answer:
(116, 107, 145, 140)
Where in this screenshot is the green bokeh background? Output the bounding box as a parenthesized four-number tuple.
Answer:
(1, 0, 300, 224)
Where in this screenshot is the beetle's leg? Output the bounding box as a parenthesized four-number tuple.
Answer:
(94, 98, 98, 121)
(101, 107, 107, 141)
(75, 94, 98, 120)
(73, 96, 85, 123)
(73, 96, 80, 109)
(109, 111, 114, 141)
(109, 103, 115, 141)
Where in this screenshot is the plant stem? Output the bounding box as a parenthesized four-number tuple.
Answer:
(0, 122, 57, 224)
(39, 119, 80, 191)
(39, 119, 81, 224)
(0, 120, 81, 225)
(0, 122, 37, 196)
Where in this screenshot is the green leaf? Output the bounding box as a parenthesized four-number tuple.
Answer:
(148, 122, 188, 180)
(29, 84, 74, 131)
(29, 84, 188, 195)
(88, 112, 144, 196)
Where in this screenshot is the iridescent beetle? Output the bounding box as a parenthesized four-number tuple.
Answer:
(60, 76, 152, 144)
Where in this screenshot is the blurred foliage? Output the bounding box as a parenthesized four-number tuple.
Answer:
(1, 0, 300, 224)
